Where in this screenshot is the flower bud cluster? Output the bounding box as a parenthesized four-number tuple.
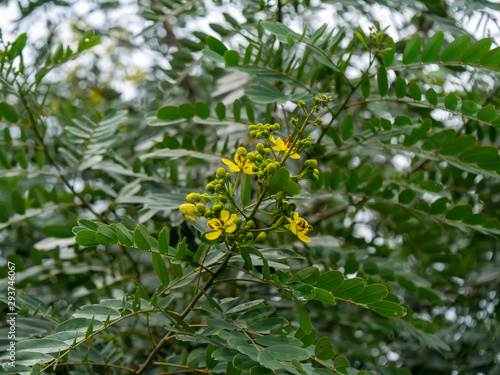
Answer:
(248, 123, 280, 140)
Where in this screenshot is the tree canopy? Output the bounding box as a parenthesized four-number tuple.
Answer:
(0, 1, 499, 374)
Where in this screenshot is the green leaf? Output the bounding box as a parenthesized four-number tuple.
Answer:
(477, 105, 497, 122)
(96, 225, 118, 245)
(216, 102, 226, 120)
(330, 165, 341, 190)
(446, 204, 472, 221)
(333, 356, 351, 374)
(463, 213, 488, 225)
(394, 77, 406, 99)
(152, 253, 170, 287)
(479, 46, 500, 67)
(398, 189, 417, 204)
(331, 278, 365, 299)
(420, 180, 443, 193)
(178, 103, 195, 119)
(425, 88, 438, 106)
(439, 135, 477, 156)
(158, 227, 170, 255)
(116, 223, 134, 247)
(365, 175, 383, 196)
(394, 115, 412, 126)
(418, 287, 445, 306)
(403, 118, 432, 147)
(247, 317, 289, 333)
(194, 101, 210, 119)
(206, 36, 228, 55)
(341, 114, 353, 140)
(290, 267, 320, 284)
(441, 35, 471, 62)
(283, 181, 300, 196)
(249, 365, 274, 375)
(422, 129, 457, 151)
(361, 73, 370, 98)
(17, 338, 69, 353)
(368, 301, 407, 318)
(315, 336, 336, 360)
(409, 82, 421, 101)
(268, 168, 290, 194)
(382, 37, 395, 67)
(430, 197, 449, 215)
(75, 229, 98, 247)
(157, 106, 180, 121)
(255, 335, 302, 347)
(261, 345, 310, 361)
(377, 66, 388, 97)
(461, 100, 477, 116)
(241, 174, 252, 206)
(233, 353, 258, 370)
(352, 284, 388, 304)
(444, 93, 458, 110)
(224, 50, 240, 66)
(134, 224, 152, 251)
(0, 102, 19, 122)
(460, 38, 492, 63)
(9, 33, 27, 59)
(11, 190, 25, 214)
(403, 35, 421, 64)
(421, 31, 444, 62)
(294, 298, 313, 333)
(458, 146, 497, 163)
(315, 270, 344, 291)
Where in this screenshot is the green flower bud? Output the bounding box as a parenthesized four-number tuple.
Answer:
(243, 225, 251, 231)
(205, 209, 212, 218)
(290, 203, 297, 211)
(217, 167, 226, 178)
(226, 173, 232, 180)
(252, 165, 259, 172)
(256, 143, 264, 153)
(226, 234, 235, 242)
(219, 195, 228, 203)
(250, 130, 257, 138)
(264, 148, 271, 156)
(313, 169, 319, 176)
(234, 218, 243, 226)
(213, 204, 223, 212)
(256, 131, 263, 138)
(256, 232, 267, 242)
(282, 201, 290, 210)
(257, 171, 265, 179)
(201, 194, 210, 203)
(263, 130, 269, 138)
(247, 220, 255, 229)
(249, 125, 257, 131)
(274, 161, 280, 168)
(196, 203, 206, 213)
(256, 154, 263, 162)
(237, 147, 247, 156)
(273, 123, 280, 130)
(305, 141, 311, 147)
(247, 152, 256, 162)
(266, 163, 277, 174)
(275, 191, 285, 201)
(238, 234, 246, 241)
(309, 159, 318, 168)
(298, 100, 305, 108)
(206, 183, 215, 193)
(245, 232, 254, 240)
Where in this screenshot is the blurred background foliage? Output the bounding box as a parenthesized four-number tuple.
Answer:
(0, 0, 500, 374)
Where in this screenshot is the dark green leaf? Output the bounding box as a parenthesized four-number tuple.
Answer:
(395, 77, 406, 98)
(241, 174, 252, 206)
(134, 224, 152, 251)
(441, 35, 471, 62)
(96, 225, 118, 245)
(0, 102, 18, 122)
(75, 229, 98, 247)
(368, 301, 407, 318)
(458, 146, 497, 163)
(461, 100, 477, 116)
(422, 129, 457, 151)
(206, 36, 228, 55)
(315, 270, 344, 291)
(409, 82, 421, 101)
(479, 46, 500, 67)
(151, 253, 170, 287)
(425, 88, 438, 106)
(178, 103, 195, 119)
(422, 31, 444, 62)
(216, 102, 226, 120)
(477, 105, 497, 122)
(352, 284, 388, 304)
(377, 66, 388, 97)
(440, 135, 477, 156)
(341, 114, 353, 140)
(157, 106, 180, 121)
(315, 336, 335, 360)
(331, 278, 365, 299)
(460, 38, 492, 63)
(446, 204, 472, 221)
(361, 73, 370, 98)
(224, 50, 240, 66)
(268, 168, 290, 194)
(403, 35, 421, 64)
(11, 190, 25, 214)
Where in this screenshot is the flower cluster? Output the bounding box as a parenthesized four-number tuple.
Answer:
(178, 98, 327, 245)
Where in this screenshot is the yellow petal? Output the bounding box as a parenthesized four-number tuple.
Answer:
(297, 231, 311, 242)
(293, 212, 300, 221)
(227, 214, 237, 225)
(205, 230, 221, 240)
(289, 224, 298, 235)
(222, 159, 240, 172)
(285, 224, 291, 230)
(225, 224, 237, 233)
(243, 166, 256, 174)
(220, 210, 230, 222)
(289, 152, 300, 159)
(275, 138, 286, 151)
(184, 215, 196, 221)
(207, 218, 221, 230)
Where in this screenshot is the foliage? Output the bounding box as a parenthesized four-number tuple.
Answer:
(1, 1, 500, 374)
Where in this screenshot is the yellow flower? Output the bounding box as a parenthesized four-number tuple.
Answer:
(206, 210, 237, 240)
(179, 203, 199, 221)
(222, 155, 256, 174)
(285, 212, 313, 242)
(271, 135, 300, 159)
